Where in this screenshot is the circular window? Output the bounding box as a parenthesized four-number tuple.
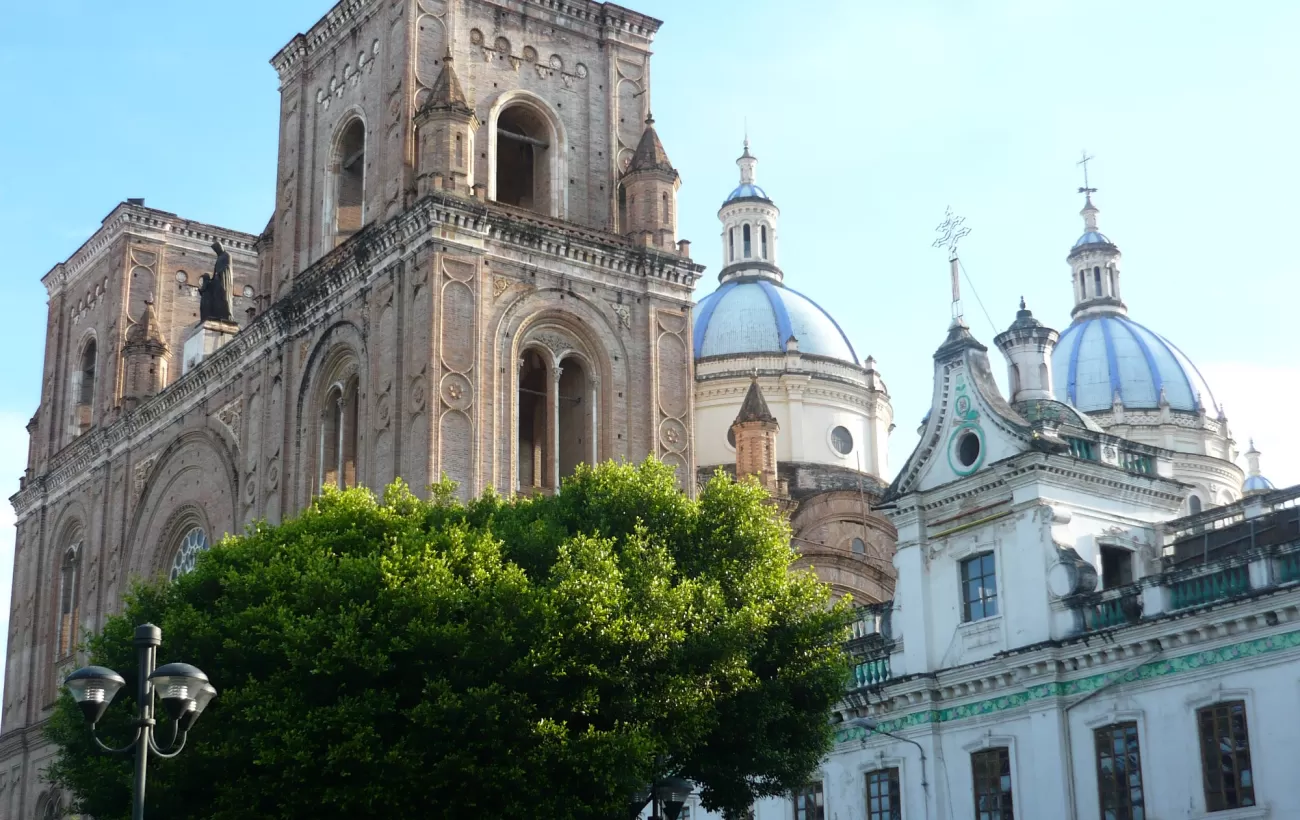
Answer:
(851, 537, 866, 555)
(956, 430, 981, 467)
(830, 426, 853, 455)
(170, 527, 210, 582)
(727, 427, 736, 449)
(175, 270, 188, 284)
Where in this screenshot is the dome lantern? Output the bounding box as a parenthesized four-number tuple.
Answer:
(717, 139, 781, 285)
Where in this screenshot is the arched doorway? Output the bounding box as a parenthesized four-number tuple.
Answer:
(518, 348, 550, 491)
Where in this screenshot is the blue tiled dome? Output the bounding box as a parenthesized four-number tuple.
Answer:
(1244, 475, 1275, 493)
(1051, 314, 1218, 414)
(693, 280, 857, 363)
(1074, 230, 1112, 248)
(725, 183, 770, 202)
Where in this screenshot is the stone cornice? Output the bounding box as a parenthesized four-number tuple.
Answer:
(13, 192, 697, 519)
(42, 203, 260, 297)
(837, 588, 1300, 737)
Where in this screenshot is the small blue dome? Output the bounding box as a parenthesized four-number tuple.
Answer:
(725, 183, 770, 202)
(1074, 230, 1113, 248)
(1052, 314, 1218, 414)
(694, 280, 857, 363)
(1244, 475, 1275, 493)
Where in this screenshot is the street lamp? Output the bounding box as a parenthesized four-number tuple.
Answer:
(63, 623, 216, 820)
(627, 775, 693, 820)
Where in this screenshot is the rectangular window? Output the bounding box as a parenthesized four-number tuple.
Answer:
(1100, 546, 1134, 588)
(1094, 722, 1145, 820)
(729, 228, 735, 262)
(743, 224, 752, 258)
(971, 747, 1014, 820)
(866, 768, 902, 820)
(1197, 701, 1256, 811)
(761, 225, 769, 259)
(793, 782, 824, 820)
(961, 553, 998, 622)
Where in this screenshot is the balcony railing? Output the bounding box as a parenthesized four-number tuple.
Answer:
(1075, 539, 1300, 634)
(845, 602, 895, 689)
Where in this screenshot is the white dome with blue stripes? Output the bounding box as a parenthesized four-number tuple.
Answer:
(693, 280, 858, 363)
(1051, 314, 1218, 414)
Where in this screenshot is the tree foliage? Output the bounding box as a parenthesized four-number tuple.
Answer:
(48, 460, 850, 820)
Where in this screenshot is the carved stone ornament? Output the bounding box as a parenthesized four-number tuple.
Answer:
(610, 302, 631, 330)
(132, 452, 159, 503)
(530, 332, 571, 358)
(493, 276, 511, 299)
(215, 397, 243, 442)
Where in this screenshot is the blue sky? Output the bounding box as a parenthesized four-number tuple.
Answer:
(1, 0, 1297, 696)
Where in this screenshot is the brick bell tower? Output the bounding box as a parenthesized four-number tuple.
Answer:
(731, 375, 784, 498)
(620, 114, 681, 252)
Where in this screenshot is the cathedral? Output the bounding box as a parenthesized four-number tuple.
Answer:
(0, 0, 1283, 817)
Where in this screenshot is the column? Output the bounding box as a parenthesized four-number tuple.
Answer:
(550, 364, 563, 490)
(589, 375, 600, 466)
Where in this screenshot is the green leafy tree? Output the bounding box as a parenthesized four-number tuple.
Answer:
(48, 459, 850, 820)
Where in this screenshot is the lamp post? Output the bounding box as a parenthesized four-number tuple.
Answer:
(627, 775, 693, 820)
(63, 623, 217, 820)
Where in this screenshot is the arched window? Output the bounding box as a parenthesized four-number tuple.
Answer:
(557, 355, 596, 481)
(1108, 266, 1117, 298)
(455, 133, 465, 168)
(760, 225, 768, 259)
(169, 527, 209, 582)
(73, 339, 97, 437)
(1078, 270, 1086, 300)
(729, 228, 735, 262)
(1188, 495, 1203, 515)
(851, 537, 866, 555)
(1009, 363, 1022, 397)
(319, 378, 359, 490)
(661, 192, 670, 223)
(1093, 266, 1103, 297)
(38, 792, 63, 820)
(495, 104, 553, 214)
(333, 119, 366, 246)
(742, 224, 752, 258)
(57, 544, 80, 657)
(518, 349, 549, 490)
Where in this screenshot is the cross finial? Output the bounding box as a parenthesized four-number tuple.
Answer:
(931, 206, 971, 259)
(1077, 150, 1097, 198)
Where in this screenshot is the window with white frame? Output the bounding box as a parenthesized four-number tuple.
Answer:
(971, 747, 1014, 820)
(1196, 700, 1256, 811)
(960, 552, 998, 622)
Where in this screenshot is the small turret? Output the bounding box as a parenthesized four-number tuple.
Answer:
(1242, 439, 1276, 496)
(1067, 185, 1126, 318)
(731, 376, 780, 495)
(414, 49, 479, 196)
(121, 299, 170, 410)
(717, 139, 781, 284)
(993, 298, 1058, 403)
(620, 114, 681, 252)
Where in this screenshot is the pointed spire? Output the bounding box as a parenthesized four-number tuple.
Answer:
(737, 138, 758, 185)
(626, 113, 676, 175)
(125, 297, 166, 348)
(733, 376, 777, 425)
(422, 47, 471, 113)
(1081, 193, 1100, 232)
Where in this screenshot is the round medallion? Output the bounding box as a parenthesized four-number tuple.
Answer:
(955, 395, 972, 417)
(377, 395, 392, 428)
(441, 373, 472, 410)
(549, 54, 563, 70)
(410, 375, 427, 412)
(659, 418, 687, 453)
(522, 46, 538, 63)
(242, 285, 254, 298)
(470, 28, 484, 45)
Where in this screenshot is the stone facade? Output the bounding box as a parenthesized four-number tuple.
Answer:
(1, 1, 704, 815)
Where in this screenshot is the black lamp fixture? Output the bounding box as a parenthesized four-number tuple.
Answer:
(64, 624, 216, 820)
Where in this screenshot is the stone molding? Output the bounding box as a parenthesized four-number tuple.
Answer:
(13, 192, 699, 519)
(836, 589, 1300, 738)
(43, 203, 258, 296)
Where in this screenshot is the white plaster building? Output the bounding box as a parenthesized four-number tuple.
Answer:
(698, 278, 1300, 820)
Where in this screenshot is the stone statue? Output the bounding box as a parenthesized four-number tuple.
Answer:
(198, 240, 235, 323)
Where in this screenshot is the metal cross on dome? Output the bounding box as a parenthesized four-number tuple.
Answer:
(931, 206, 971, 260)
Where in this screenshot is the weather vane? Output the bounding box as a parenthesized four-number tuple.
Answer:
(931, 206, 971, 261)
(1077, 150, 1097, 197)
